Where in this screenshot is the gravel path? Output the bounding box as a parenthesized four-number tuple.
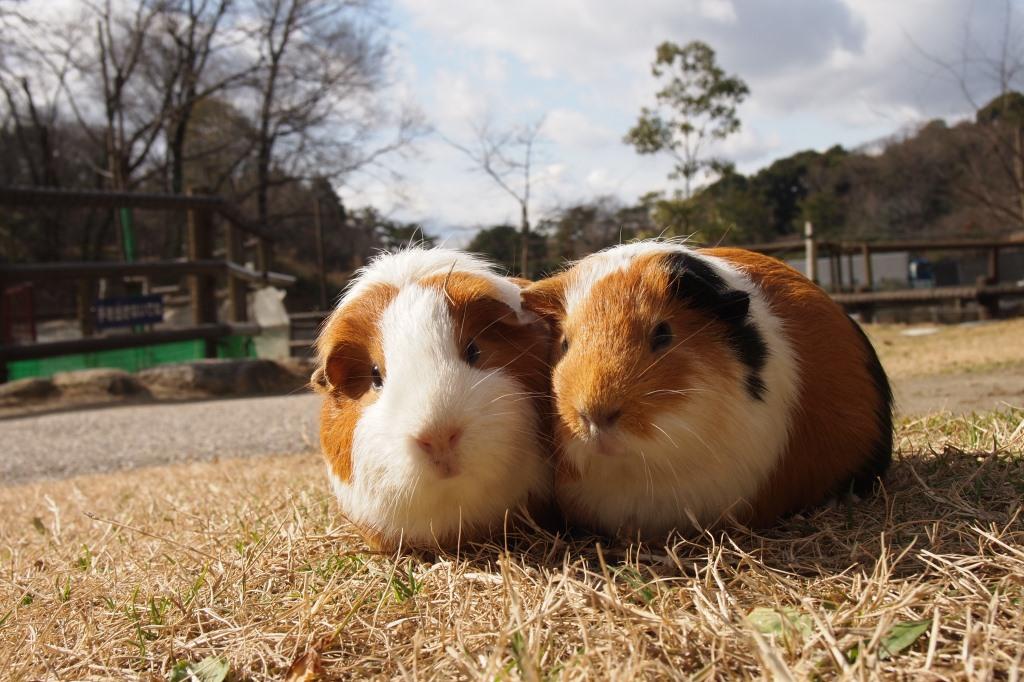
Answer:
(2, 365, 1020, 486)
(1, 394, 321, 485)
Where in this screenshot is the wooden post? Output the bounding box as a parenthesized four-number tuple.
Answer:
(804, 221, 817, 283)
(976, 275, 999, 320)
(187, 188, 217, 346)
(860, 243, 874, 292)
(77, 278, 95, 337)
(0, 277, 8, 381)
(987, 246, 1000, 284)
(256, 237, 273, 273)
(226, 222, 248, 323)
(0, 285, 6, 376)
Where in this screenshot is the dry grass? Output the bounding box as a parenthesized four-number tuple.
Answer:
(1, 408, 1022, 680)
(865, 318, 1024, 379)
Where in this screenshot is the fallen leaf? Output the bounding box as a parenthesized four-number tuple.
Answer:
(746, 607, 813, 642)
(878, 619, 932, 660)
(285, 650, 324, 682)
(845, 619, 932, 663)
(168, 655, 229, 682)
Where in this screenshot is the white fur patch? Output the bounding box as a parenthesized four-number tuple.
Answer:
(332, 247, 528, 324)
(327, 283, 550, 546)
(556, 240, 801, 535)
(564, 241, 679, 317)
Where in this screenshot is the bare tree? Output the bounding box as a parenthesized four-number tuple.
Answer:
(912, 0, 1024, 230)
(32, 1, 170, 192)
(244, 0, 417, 229)
(445, 115, 546, 276)
(150, 0, 253, 195)
(0, 4, 70, 189)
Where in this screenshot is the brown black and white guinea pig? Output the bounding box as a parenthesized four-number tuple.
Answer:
(522, 240, 893, 539)
(312, 247, 554, 551)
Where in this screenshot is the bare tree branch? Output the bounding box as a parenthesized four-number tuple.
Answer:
(443, 114, 546, 275)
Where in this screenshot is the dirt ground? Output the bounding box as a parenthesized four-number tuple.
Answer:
(864, 317, 1024, 379)
(896, 365, 1024, 415)
(864, 318, 1024, 416)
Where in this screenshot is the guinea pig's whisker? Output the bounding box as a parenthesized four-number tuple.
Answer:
(637, 447, 655, 498)
(671, 419, 717, 462)
(650, 423, 679, 449)
(643, 388, 710, 398)
(469, 367, 504, 392)
(657, 451, 687, 518)
(637, 318, 716, 380)
(469, 345, 538, 391)
(488, 391, 545, 404)
(474, 310, 516, 338)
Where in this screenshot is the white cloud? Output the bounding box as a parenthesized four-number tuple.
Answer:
(371, 0, 1022, 230)
(543, 109, 616, 148)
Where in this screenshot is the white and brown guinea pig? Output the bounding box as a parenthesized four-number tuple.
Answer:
(313, 247, 553, 551)
(523, 240, 893, 538)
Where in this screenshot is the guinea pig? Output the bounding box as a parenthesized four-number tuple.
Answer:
(312, 247, 554, 551)
(523, 240, 893, 539)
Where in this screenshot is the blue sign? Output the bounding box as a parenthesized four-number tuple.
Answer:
(95, 294, 164, 329)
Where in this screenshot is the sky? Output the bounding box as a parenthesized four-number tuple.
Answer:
(337, 0, 1024, 239)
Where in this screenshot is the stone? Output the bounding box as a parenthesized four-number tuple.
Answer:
(138, 359, 308, 396)
(0, 377, 58, 403)
(52, 368, 146, 396)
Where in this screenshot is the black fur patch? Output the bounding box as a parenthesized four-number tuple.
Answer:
(664, 252, 769, 401)
(845, 316, 894, 495)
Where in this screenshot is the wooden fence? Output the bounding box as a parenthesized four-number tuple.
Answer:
(0, 186, 296, 381)
(739, 230, 1024, 321)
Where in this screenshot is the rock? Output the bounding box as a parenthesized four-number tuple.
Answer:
(136, 364, 196, 391)
(0, 377, 58, 403)
(139, 359, 309, 396)
(235, 359, 308, 394)
(52, 368, 146, 396)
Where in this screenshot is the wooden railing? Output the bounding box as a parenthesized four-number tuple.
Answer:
(739, 233, 1024, 320)
(0, 186, 296, 381)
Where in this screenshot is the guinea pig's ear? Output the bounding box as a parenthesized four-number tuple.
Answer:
(322, 341, 375, 399)
(665, 252, 750, 320)
(522, 274, 568, 322)
(310, 364, 330, 393)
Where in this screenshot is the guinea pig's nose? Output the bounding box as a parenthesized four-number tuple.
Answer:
(414, 425, 463, 454)
(579, 408, 622, 437)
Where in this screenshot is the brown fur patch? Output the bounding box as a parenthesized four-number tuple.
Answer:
(527, 254, 744, 487)
(420, 272, 553, 399)
(703, 248, 890, 523)
(316, 283, 396, 482)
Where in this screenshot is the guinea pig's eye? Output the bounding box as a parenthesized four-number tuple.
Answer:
(370, 364, 384, 390)
(651, 321, 673, 352)
(465, 340, 481, 366)
(560, 337, 569, 353)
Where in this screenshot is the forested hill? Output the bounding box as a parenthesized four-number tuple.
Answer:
(680, 92, 1024, 244)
